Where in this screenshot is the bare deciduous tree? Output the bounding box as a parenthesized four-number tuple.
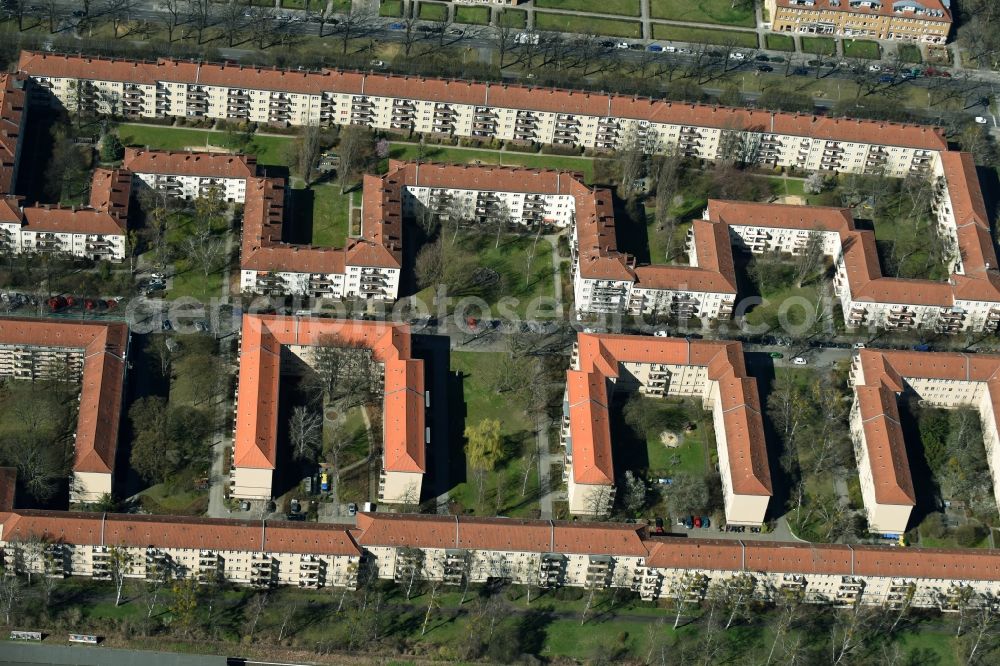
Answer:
(297, 122, 323, 186)
(289, 406, 322, 462)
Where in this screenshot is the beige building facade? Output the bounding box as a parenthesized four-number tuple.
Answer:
(767, 0, 952, 43)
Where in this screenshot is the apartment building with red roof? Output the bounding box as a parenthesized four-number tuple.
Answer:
(0, 72, 133, 261)
(563, 334, 772, 525)
(767, 0, 952, 44)
(233, 315, 425, 504)
(5, 464, 1000, 608)
(122, 148, 255, 202)
(17, 51, 946, 179)
(0, 319, 128, 502)
(849, 348, 1000, 533)
(575, 179, 1000, 334)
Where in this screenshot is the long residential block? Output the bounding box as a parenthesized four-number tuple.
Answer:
(17, 51, 948, 177)
(2, 476, 1000, 611)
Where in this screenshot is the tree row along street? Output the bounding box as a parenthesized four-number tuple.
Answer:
(1, 0, 999, 132)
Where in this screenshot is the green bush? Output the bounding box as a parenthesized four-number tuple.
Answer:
(955, 523, 986, 547)
(919, 512, 947, 539)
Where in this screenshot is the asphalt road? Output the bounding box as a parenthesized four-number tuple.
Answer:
(19, 1, 1000, 128)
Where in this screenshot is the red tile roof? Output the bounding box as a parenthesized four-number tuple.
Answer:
(568, 334, 772, 497)
(0, 319, 128, 475)
(17, 52, 949, 152)
(235, 316, 424, 474)
(0, 510, 361, 556)
(353, 513, 649, 556)
(704, 194, 1000, 308)
(122, 148, 257, 179)
(852, 349, 1000, 507)
(0, 74, 26, 196)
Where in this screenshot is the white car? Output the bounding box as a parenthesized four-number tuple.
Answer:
(791, 357, 808, 366)
(654, 330, 669, 338)
(975, 116, 989, 125)
(615, 41, 630, 49)
(868, 64, 881, 72)
(730, 52, 746, 60)
(852, 342, 866, 350)
(664, 45, 677, 53)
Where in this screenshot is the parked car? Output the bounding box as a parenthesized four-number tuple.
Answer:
(769, 352, 784, 359)
(320, 472, 329, 492)
(912, 343, 930, 352)
(347, 502, 358, 516)
(290, 498, 301, 513)
(240, 500, 251, 511)
(755, 54, 769, 62)
(792, 67, 809, 76)
(868, 63, 881, 72)
(975, 116, 989, 125)
(647, 44, 663, 52)
(693, 516, 703, 528)
(388, 22, 405, 30)
(701, 516, 711, 529)
(756, 65, 774, 72)
(791, 357, 807, 366)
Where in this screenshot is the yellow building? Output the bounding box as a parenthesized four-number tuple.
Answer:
(767, 0, 952, 43)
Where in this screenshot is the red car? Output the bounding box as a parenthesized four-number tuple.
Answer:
(693, 516, 702, 528)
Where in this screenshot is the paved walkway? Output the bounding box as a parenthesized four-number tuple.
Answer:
(536, 417, 554, 519)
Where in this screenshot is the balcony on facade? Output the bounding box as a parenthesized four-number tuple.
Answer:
(585, 555, 612, 588)
(198, 550, 220, 583)
(250, 553, 274, 588)
(538, 554, 566, 587)
(442, 550, 467, 585)
(298, 555, 323, 588)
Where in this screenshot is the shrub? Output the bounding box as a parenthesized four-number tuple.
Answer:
(955, 523, 986, 547)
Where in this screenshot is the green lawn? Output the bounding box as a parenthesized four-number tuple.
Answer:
(534, 0, 641, 17)
(645, 401, 711, 477)
(448, 351, 539, 517)
(138, 479, 209, 515)
(801, 36, 836, 55)
(651, 23, 758, 47)
(843, 39, 881, 60)
(765, 34, 795, 51)
(764, 175, 806, 198)
(388, 142, 596, 183)
(744, 284, 823, 331)
(379, 0, 404, 17)
(898, 43, 923, 63)
(650, 0, 756, 27)
(535, 12, 642, 38)
(339, 405, 370, 467)
(0, 379, 74, 441)
(117, 124, 294, 169)
(281, 0, 342, 9)
(498, 8, 527, 28)
(306, 183, 350, 247)
(168, 264, 226, 301)
(455, 5, 491, 25)
(418, 1, 449, 21)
